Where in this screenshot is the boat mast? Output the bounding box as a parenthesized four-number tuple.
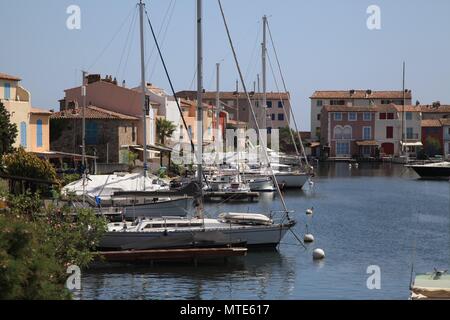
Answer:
(139, 0, 148, 179)
(81, 70, 87, 205)
(216, 62, 220, 144)
(402, 61, 406, 156)
(261, 15, 267, 129)
(196, 0, 204, 205)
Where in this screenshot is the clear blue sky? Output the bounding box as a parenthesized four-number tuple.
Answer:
(1, 0, 450, 130)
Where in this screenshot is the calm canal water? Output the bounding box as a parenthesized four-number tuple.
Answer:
(80, 163, 450, 300)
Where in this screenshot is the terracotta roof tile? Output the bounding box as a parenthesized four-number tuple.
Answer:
(0, 72, 21, 81)
(420, 105, 450, 113)
(421, 119, 443, 127)
(51, 105, 139, 120)
(30, 107, 52, 115)
(310, 90, 411, 100)
(439, 118, 450, 126)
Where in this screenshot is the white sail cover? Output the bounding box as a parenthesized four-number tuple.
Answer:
(62, 173, 168, 199)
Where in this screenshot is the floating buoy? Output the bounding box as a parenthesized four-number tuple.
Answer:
(348, 163, 352, 169)
(306, 207, 314, 215)
(313, 248, 325, 260)
(304, 233, 315, 243)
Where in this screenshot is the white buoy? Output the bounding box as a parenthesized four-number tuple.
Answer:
(306, 207, 314, 215)
(348, 163, 352, 169)
(313, 248, 325, 260)
(304, 233, 315, 243)
(355, 163, 359, 168)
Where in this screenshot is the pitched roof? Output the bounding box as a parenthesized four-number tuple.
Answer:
(420, 105, 450, 113)
(50, 106, 139, 120)
(177, 90, 290, 101)
(0, 72, 21, 81)
(421, 119, 443, 127)
(310, 90, 411, 100)
(30, 107, 52, 115)
(439, 118, 450, 126)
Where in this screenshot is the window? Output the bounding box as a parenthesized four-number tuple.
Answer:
(406, 127, 414, 139)
(132, 124, 136, 141)
(4, 83, 11, 100)
(448, 128, 450, 135)
(36, 119, 43, 147)
(228, 100, 234, 107)
(267, 127, 272, 134)
(363, 112, 372, 121)
(362, 146, 371, 156)
(334, 112, 342, 121)
(86, 121, 98, 145)
(334, 126, 343, 139)
(348, 112, 357, 121)
(363, 127, 372, 140)
(20, 122, 27, 147)
(271, 114, 275, 121)
(343, 126, 352, 139)
(316, 100, 323, 107)
(278, 101, 283, 108)
(387, 113, 394, 120)
(317, 114, 321, 121)
(336, 142, 350, 156)
(386, 126, 393, 139)
(278, 114, 284, 121)
(188, 125, 193, 139)
(267, 101, 272, 108)
(379, 113, 386, 120)
(330, 100, 345, 106)
(406, 112, 412, 120)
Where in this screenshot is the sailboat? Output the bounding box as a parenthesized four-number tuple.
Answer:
(99, 0, 296, 251)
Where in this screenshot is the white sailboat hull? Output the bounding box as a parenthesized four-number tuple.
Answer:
(99, 219, 294, 250)
(274, 172, 309, 188)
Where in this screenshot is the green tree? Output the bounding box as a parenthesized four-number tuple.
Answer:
(0, 101, 18, 155)
(278, 127, 302, 154)
(0, 193, 106, 299)
(156, 118, 176, 145)
(3, 148, 59, 195)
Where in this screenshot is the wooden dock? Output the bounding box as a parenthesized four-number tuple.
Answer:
(94, 247, 248, 264)
(204, 191, 259, 202)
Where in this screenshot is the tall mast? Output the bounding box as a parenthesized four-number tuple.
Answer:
(402, 61, 406, 155)
(139, 0, 148, 178)
(196, 0, 203, 186)
(262, 15, 267, 129)
(216, 63, 220, 140)
(81, 70, 87, 205)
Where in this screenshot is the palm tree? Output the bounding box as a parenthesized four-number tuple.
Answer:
(156, 118, 176, 145)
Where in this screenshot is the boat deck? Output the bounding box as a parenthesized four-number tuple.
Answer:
(204, 191, 259, 202)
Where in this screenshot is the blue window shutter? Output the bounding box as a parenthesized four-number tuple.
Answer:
(36, 119, 43, 147)
(20, 122, 27, 147)
(4, 83, 11, 100)
(86, 121, 98, 144)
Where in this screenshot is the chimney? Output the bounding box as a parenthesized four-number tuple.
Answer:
(122, 80, 126, 88)
(113, 77, 118, 85)
(349, 89, 355, 96)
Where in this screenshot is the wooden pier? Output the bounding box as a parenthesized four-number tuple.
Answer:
(204, 191, 259, 202)
(94, 247, 248, 265)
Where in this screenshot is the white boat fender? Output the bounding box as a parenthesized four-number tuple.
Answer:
(306, 207, 314, 215)
(304, 233, 314, 243)
(313, 248, 325, 260)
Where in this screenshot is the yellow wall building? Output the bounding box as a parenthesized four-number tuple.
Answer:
(0, 72, 51, 152)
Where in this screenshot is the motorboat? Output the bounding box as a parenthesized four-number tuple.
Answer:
(407, 162, 450, 179)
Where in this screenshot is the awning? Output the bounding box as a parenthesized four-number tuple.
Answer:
(356, 140, 378, 146)
(401, 141, 423, 147)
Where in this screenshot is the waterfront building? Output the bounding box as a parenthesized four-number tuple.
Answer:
(0, 72, 51, 152)
(50, 106, 140, 165)
(420, 104, 450, 120)
(61, 74, 159, 153)
(375, 104, 422, 157)
(320, 106, 377, 159)
(177, 90, 291, 132)
(310, 90, 412, 141)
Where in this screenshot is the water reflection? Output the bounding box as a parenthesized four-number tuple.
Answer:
(82, 249, 297, 300)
